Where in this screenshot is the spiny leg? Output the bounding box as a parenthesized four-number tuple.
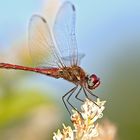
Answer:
(82, 87, 90, 100)
(67, 85, 78, 102)
(67, 86, 84, 118)
(67, 86, 82, 115)
(85, 87, 99, 99)
(66, 85, 79, 113)
(62, 86, 78, 115)
(83, 87, 99, 107)
(74, 87, 90, 103)
(75, 86, 84, 102)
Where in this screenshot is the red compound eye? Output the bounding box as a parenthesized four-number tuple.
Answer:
(87, 74, 100, 90)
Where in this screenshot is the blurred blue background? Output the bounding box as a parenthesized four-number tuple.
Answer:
(0, 0, 140, 139)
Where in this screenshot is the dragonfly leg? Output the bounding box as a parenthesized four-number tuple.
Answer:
(66, 86, 80, 113)
(75, 87, 98, 103)
(74, 87, 93, 103)
(85, 87, 99, 99)
(62, 86, 78, 115)
(67, 85, 78, 102)
(83, 88, 100, 107)
(67, 86, 83, 118)
(75, 86, 84, 102)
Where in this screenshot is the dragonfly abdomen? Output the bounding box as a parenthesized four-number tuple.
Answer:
(0, 63, 60, 78)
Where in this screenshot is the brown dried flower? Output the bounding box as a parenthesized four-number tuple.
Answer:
(53, 98, 115, 140)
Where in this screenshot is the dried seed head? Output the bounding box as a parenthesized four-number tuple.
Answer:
(53, 98, 107, 140)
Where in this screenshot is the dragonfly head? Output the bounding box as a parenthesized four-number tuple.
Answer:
(86, 74, 100, 90)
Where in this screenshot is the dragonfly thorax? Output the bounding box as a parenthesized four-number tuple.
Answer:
(58, 66, 86, 85)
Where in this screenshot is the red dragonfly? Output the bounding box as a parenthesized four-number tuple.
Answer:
(0, 2, 100, 115)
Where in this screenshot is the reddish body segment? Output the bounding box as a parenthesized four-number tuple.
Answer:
(0, 63, 87, 86)
(0, 63, 60, 78)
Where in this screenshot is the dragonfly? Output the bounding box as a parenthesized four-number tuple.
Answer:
(0, 2, 100, 115)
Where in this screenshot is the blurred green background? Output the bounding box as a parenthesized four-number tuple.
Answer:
(0, 0, 140, 140)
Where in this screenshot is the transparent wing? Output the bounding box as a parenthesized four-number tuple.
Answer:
(61, 53, 85, 66)
(28, 15, 64, 68)
(53, 1, 79, 66)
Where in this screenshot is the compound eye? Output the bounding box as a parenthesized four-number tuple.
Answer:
(87, 74, 100, 90)
(88, 77, 94, 86)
